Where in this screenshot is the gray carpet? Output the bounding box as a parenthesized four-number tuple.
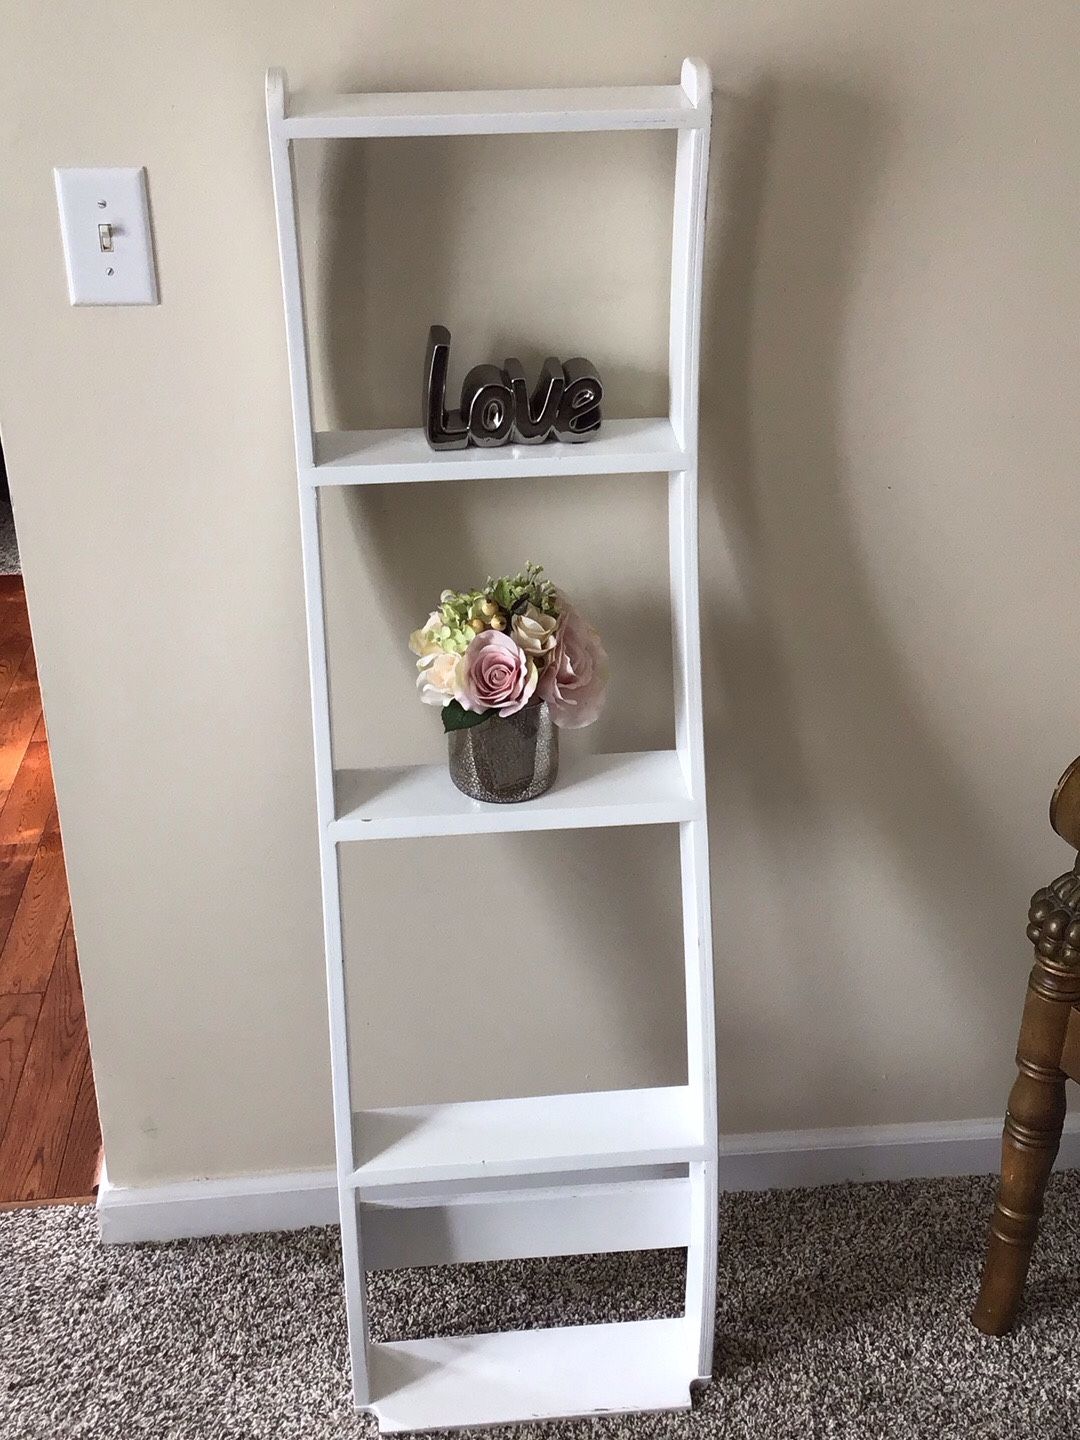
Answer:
(3, 1172, 1080, 1440)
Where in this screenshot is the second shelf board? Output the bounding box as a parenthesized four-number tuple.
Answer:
(348, 1085, 705, 1192)
(331, 749, 697, 842)
(367, 1317, 693, 1432)
(307, 418, 688, 486)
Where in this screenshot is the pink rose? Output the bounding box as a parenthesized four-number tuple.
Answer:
(457, 630, 538, 717)
(538, 608, 609, 729)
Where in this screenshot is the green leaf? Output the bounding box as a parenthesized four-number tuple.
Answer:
(441, 700, 491, 733)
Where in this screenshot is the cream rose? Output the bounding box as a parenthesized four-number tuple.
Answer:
(511, 603, 558, 665)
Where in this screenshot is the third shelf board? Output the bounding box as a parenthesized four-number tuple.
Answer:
(306, 418, 688, 486)
(331, 749, 698, 842)
(348, 1085, 705, 1192)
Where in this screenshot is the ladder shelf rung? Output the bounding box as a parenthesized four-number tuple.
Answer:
(368, 1318, 693, 1432)
(307, 418, 689, 486)
(349, 1085, 704, 1192)
(331, 749, 697, 842)
(281, 84, 705, 140)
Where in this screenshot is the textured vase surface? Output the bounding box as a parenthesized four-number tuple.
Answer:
(447, 702, 559, 803)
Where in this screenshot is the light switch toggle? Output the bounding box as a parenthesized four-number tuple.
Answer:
(98, 223, 114, 253)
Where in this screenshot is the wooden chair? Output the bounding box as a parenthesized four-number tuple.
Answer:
(972, 756, 1080, 1335)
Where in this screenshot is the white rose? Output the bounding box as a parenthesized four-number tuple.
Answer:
(409, 610, 446, 657)
(416, 650, 462, 706)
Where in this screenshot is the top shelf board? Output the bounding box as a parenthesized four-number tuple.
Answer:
(279, 84, 706, 140)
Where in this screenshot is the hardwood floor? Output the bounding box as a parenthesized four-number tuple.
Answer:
(0, 575, 101, 1204)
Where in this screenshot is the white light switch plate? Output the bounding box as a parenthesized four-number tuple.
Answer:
(54, 167, 158, 305)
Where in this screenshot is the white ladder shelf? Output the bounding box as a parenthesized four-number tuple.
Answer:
(267, 59, 718, 1433)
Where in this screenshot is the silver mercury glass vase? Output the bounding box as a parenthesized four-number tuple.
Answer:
(448, 701, 559, 803)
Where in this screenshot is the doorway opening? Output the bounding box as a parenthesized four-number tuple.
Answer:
(0, 434, 102, 1207)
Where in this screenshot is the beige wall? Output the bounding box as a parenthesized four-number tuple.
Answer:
(1, 1, 1077, 1187)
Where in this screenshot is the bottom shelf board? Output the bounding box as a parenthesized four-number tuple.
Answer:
(367, 1317, 693, 1433)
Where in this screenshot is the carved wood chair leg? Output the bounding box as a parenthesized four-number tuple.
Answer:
(972, 871, 1080, 1336)
(971, 984, 1067, 1333)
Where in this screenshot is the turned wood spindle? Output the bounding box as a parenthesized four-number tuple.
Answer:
(971, 756, 1080, 1335)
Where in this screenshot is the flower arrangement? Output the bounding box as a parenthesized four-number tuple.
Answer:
(409, 563, 608, 733)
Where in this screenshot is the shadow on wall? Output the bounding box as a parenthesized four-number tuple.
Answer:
(702, 77, 1021, 1122)
(308, 117, 685, 1100)
(299, 71, 1026, 1122)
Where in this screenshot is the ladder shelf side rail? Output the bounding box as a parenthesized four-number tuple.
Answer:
(266, 68, 372, 1404)
(665, 56, 720, 1382)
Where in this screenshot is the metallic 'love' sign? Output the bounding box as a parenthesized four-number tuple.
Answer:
(423, 325, 602, 451)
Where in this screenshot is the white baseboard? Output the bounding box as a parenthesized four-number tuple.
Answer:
(97, 1114, 1080, 1247)
(97, 1166, 337, 1244)
(716, 1114, 1080, 1190)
